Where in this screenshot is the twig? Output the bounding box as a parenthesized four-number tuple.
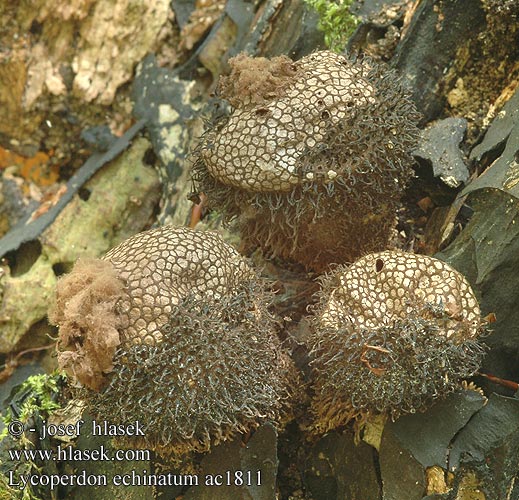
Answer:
(478, 372, 519, 391)
(0, 344, 55, 384)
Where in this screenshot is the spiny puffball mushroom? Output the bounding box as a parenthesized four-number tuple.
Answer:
(308, 250, 486, 433)
(50, 226, 293, 454)
(193, 50, 420, 271)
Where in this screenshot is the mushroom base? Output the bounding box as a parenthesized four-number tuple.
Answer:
(240, 197, 396, 271)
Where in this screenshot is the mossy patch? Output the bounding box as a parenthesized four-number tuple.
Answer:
(0, 373, 64, 500)
(302, 0, 358, 51)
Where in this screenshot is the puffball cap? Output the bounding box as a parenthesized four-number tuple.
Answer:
(320, 250, 481, 339)
(309, 251, 486, 432)
(51, 226, 294, 453)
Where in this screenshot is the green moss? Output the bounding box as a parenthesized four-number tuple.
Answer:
(1, 374, 62, 427)
(0, 373, 64, 500)
(303, 0, 358, 51)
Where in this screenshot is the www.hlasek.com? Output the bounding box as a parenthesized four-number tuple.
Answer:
(6, 418, 262, 490)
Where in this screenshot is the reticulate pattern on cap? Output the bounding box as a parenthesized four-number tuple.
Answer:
(309, 251, 487, 432)
(202, 51, 376, 192)
(193, 50, 421, 270)
(52, 226, 294, 454)
(320, 250, 481, 338)
(104, 225, 254, 344)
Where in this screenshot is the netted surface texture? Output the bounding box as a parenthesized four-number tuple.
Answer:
(202, 51, 376, 192)
(193, 50, 420, 270)
(319, 250, 481, 339)
(55, 226, 294, 453)
(309, 251, 486, 432)
(104, 226, 254, 344)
